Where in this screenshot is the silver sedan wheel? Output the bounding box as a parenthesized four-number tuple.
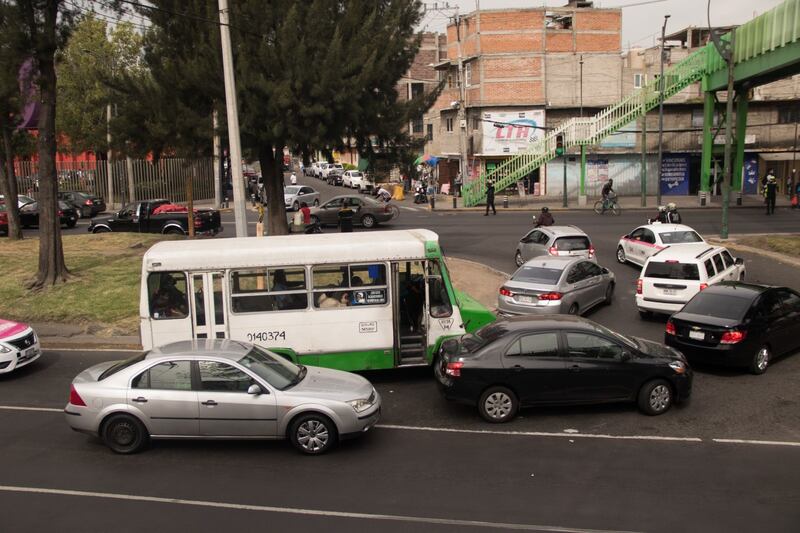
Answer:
(649, 384, 671, 413)
(296, 419, 330, 452)
(515, 250, 524, 267)
(484, 392, 513, 420)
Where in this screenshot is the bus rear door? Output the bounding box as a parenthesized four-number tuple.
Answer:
(190, 272, 228, 340)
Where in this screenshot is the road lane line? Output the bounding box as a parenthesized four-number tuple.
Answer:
(0, 484, 639, 533)
(0, 405, 62, 413)
(712, 438, 800, 447)
(42, 347, 142, 353)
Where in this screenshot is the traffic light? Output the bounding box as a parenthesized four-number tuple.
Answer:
(555, 134, 564, 156)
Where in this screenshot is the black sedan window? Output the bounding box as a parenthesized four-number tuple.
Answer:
(506, 333, 559, 357)
(682, 293, 752, 320)
(566, 333, 623, 359)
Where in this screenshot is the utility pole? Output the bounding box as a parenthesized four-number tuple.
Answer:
(454, 12, 468, 192)
(212, 108, 221, 208)
(106, 103, 114, 208)
(579, 55, 584, 117)
(656, 14, 670, 207)
(641, 114, 647, 207)
(218, 0, 248, 238)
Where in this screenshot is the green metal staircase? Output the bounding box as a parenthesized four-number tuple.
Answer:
(461, 0, 800, 207)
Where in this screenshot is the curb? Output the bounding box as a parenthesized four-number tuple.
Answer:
(429, 204, 788, 213)
(448, 255, 511, 278)
(706, 238, 800, 268)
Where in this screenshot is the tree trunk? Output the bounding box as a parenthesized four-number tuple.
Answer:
(258, 142, 288, 235)
(28, 4, 69, 289)
(0, 124, 23, 240)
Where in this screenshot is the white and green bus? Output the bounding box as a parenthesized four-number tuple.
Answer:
(140, 229, 495, 371)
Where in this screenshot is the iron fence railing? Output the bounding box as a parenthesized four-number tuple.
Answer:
(13, 157, 216, 207)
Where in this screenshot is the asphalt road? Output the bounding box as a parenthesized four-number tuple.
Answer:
(4, 177, 799, 530)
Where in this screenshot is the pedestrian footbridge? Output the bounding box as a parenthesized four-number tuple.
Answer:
(462, 0, 800, 207)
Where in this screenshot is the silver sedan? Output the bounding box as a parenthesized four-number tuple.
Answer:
(309, 195, 397, 228)
(64, 340, 380, 455)
(498, 256, 615, 317)
(284, 185, 320, 211)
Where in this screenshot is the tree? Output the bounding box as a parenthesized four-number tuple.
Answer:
(12, 0, 77, 289)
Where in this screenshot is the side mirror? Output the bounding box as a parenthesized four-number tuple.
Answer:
(247, 384, 262, 395)
(620, 351, 632, 362)
(298, 191, 304, 196)
(601, 267, 609, 274)
(735, 257, 744, 266)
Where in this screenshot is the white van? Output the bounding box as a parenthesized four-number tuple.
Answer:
(636, 243, 745, 317)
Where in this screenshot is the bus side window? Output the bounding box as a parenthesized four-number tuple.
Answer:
(230, 268, 308, 313)
(428, 261, 453, 318)
(148, 272, 189, 320)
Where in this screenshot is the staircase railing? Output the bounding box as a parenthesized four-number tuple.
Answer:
(461, 46, 709, 207)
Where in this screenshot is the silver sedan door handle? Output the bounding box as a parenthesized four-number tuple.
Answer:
(201, 400, 218, 406)
(131, 397, 148, 403)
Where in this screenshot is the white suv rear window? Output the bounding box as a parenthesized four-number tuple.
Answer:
(644, 261, 700, 281)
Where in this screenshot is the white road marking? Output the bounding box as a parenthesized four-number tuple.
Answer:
(1, 405, 799, 448)
(712, 438, 800, 447)
(42, 347, 142, 353)
(399, 205, 425, 212)
(0, 484, 638, 532)
(377, 424, 703, 443)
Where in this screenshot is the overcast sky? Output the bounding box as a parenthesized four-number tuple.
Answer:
(418, 0, 785, 49)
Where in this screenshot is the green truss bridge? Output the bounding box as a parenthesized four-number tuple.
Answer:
(461, 0, 800, 207)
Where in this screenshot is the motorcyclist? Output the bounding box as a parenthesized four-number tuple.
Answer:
(414, 182, 427, 204)
(535, 207, 554, 227)
(377, 186, 392, 202)
(666, 202, 682, 224)
(649, 205, 667, 224)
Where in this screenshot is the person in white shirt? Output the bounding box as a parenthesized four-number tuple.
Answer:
(290, 172, 297, 185)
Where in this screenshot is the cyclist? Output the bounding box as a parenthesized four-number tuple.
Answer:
(601, 179, 615, 212)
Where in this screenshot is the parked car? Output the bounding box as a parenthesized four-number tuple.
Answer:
(666, 282, 800, 374)
(57, 190, 106, 218)
(284, 185, 320, 211)
(321, 163, 344, 181)
(0, 203, 7, 236)
(514, 226, 595, 267)
(435, 315, 692, 423)
(0, 318, 41, 374)
(498, 257, 615, 317)
(617, 224, 705, 267)
(309, 195, 397, 229)
(19, 200, 80, 229)
(64, 339, 381, 454)
(342, 170, 372, 192)
(0, 194, 36, 208)
(313, 162, 328, 179)
(88, 199, 222, 236)
(636, 243, 745, 317)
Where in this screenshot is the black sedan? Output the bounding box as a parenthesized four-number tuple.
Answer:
(435, 315, 692, 423)
(666, 282, 800, 374)
(19, 200, 80, 229)
(57, 190, 106, 218)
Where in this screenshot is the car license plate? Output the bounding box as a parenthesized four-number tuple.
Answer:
(689, 330, 705, 340)
(663, 289, 677, 295)
(21, 346, 37, 359)
(517, 295, 534, 303)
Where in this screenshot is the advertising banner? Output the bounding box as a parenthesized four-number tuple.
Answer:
(660, 154, 690, 195)
(742, 156, 759, 194)
(482, 109, 546, 155)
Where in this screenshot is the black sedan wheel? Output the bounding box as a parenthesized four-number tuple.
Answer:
(750, 345, 770, 375)
(92, 226, 111, 233)
(478, 386, 518, 423)
(102, 414, 149, 454)
(638, 379, 673, 416)
(290, 413, 338, 455)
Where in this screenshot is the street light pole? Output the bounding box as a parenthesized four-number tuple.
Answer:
(455, 13, 468, 194)
(218, 0, 248, 238)
(579, 54, 584, 118)
(656, 14, 670, 207)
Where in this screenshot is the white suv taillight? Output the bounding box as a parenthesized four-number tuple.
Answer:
(636, 279, 643, 295)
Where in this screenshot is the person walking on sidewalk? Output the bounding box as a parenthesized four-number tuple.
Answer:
(290, 172, 297, 185)
(484, 180, 496, 216)
(764, 170, 778, 215)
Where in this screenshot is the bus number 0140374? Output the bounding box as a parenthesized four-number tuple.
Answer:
(246, 331, 286, 342)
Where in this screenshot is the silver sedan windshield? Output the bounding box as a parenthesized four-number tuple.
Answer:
(237, 346, 302, 390)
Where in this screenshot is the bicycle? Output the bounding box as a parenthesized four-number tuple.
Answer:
(593, 194, 621, 216)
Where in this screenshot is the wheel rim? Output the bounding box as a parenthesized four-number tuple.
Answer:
(111, 421, 136, 447)
(649, 384, 671, 412)
(515, 252, 523, 266)
(617, 247, 625, 262)
(569, 304, 578, 315)
(297, 420, 329, 452)
(484, 392, 512, 420)
(756, 347, 769, 372)
(363, 215, 374, 227)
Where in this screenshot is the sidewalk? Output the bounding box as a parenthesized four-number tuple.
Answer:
(426, 194, 793, 212)
(30, 257, 509, 351)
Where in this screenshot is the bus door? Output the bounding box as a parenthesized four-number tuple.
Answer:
(425, 261, 456, 357)
(392, 260, 427, 365)
(190, 272, 228, 340)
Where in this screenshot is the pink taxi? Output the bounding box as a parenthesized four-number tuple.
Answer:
(0, 319, 41, 374)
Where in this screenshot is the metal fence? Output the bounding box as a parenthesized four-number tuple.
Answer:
(13, 157, 217, 207)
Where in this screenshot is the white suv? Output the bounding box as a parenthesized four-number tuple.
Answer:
(636, 243, 746, 317)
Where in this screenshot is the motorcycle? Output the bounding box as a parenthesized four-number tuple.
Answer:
(413, 187, 427, 204)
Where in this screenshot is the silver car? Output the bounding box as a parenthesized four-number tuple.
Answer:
(284, 185, 320, 211)
(64, 340, 381, 455)
(515, 225, 596, 267)
(498, 257, 615, 317)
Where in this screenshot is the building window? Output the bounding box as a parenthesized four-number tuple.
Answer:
(446, 117, 454, 132)
(465, 63, 472, 87)
(778, 106, 800, 124)
(412, 117, 423, 134)
(633, 73, 646, 89)
(410, 82, 424, 99)
(426, 123, 433, 141)
(545, 12, 572, 30)
(691, 108, 720, 128)
(472, 117, 480, 131)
